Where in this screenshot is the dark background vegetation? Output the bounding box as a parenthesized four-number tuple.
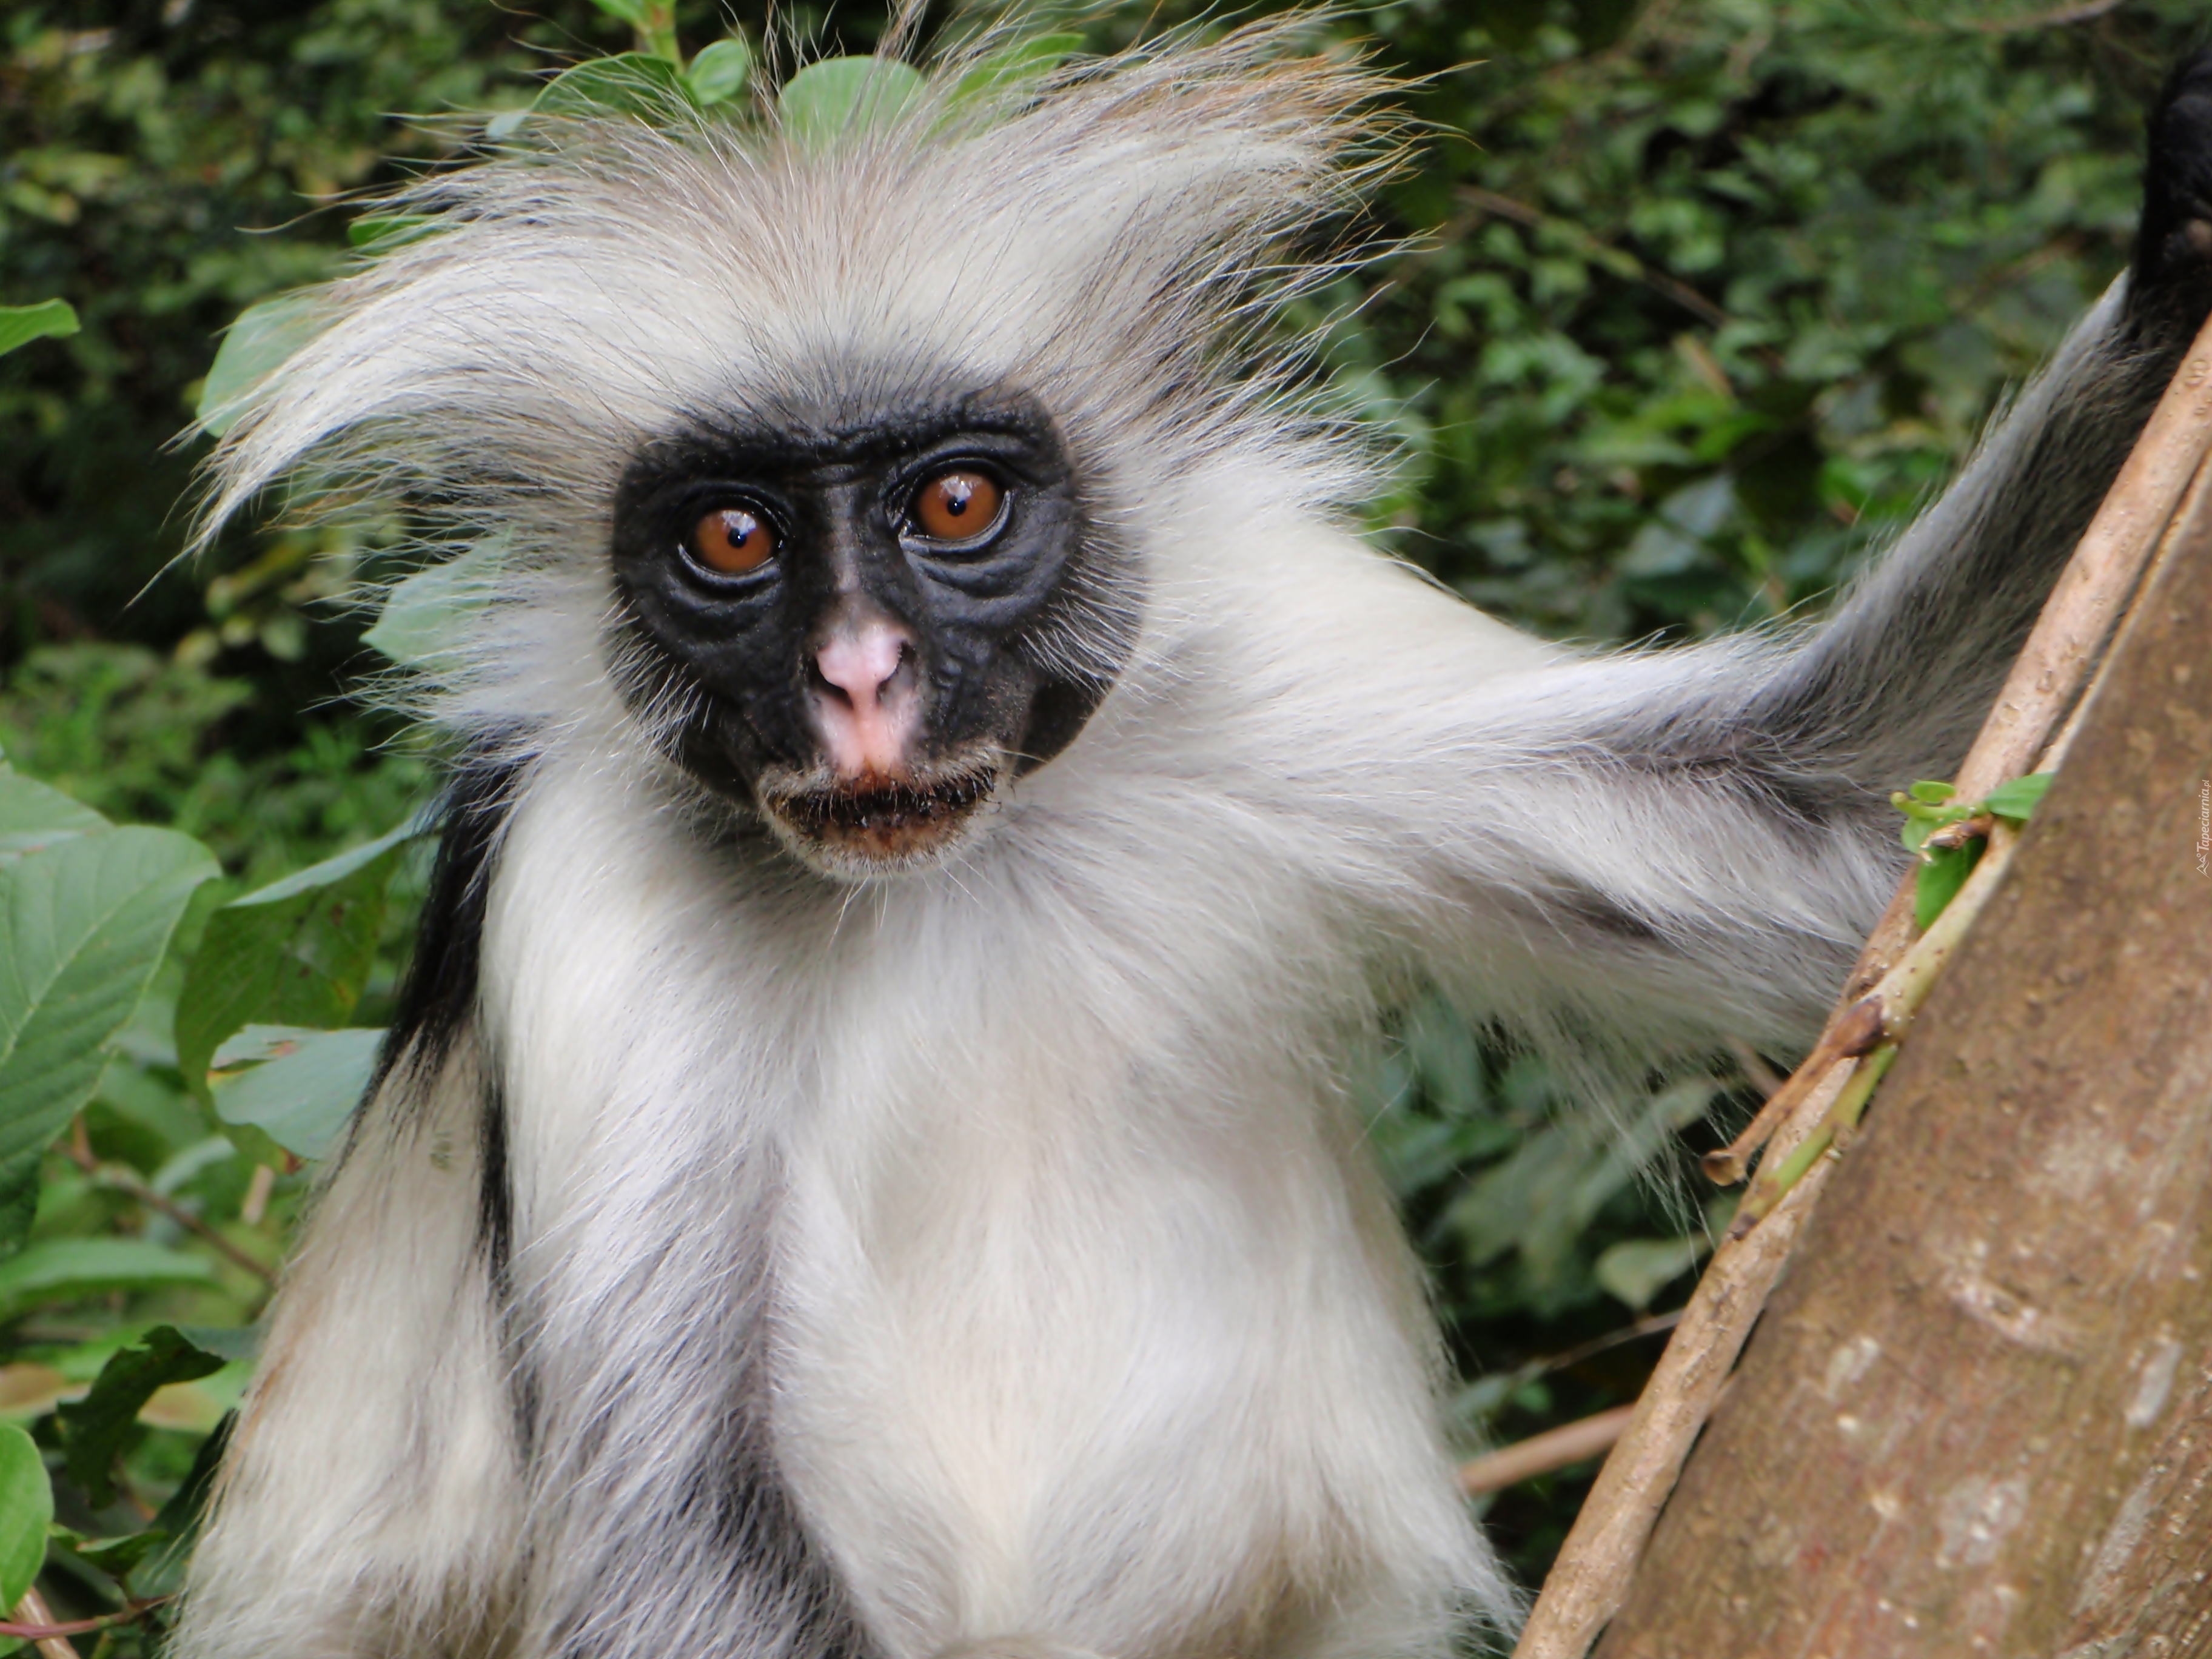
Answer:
(1, 0, 2204, 1634)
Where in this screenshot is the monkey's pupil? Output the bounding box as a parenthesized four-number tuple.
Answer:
(692, 508, 773, 575)
(914, 470, 1002, 541)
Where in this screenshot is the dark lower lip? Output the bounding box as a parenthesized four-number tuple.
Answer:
(763, 769, 995, 863)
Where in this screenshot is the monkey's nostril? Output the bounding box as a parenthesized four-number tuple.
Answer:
(808, 658, 853, 710)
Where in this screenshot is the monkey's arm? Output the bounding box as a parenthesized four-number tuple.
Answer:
(170, 759, 534, 1659)
(169, 1034, 524, 1659)
(1264, 74, 2212, 1067)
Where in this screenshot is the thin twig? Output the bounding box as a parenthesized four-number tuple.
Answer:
(0, 1596, 172, 1644)
(1724, 1037, 1785, 1101)
(1450, 1312, 1687, 1496)
(1731, 1046, 1899, 1235)
(240, 1162, 276, 1228)
(1954, 0, 2126, 34)
(9, 1590, 83, 1659)
(1456, 187, 1735, 332)
(66, 1132, 275, 1285)
(1460, 1407, 1638, 1496)
(1530, 1310, 1686, 1378)
(1700, 999, 1883, 1185)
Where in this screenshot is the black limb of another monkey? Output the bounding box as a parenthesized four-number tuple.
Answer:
(2136, 49, 2212, 327)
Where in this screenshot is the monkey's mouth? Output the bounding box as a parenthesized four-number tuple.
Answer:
(757, 762, 999, 873)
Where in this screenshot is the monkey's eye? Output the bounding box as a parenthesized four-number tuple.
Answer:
(907, 469, 1006, 545)
(686, 506, 777, 576)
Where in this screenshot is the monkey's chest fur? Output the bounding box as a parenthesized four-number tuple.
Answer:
(474, 753, 1481, 1658)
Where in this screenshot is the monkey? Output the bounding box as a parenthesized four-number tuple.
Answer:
(169, 22, 2212, 1659)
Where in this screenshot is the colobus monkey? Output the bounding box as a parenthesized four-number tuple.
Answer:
(175, 24, 2212, 1659)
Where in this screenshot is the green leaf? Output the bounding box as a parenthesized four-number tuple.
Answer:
(57, 1327, 233, 1508)
(1983, 771, 2054, 822)
(947, 33, 1081, 112)
(0, 828, 217, 1253)
(1893, 783, 1971, 852)
(212, 1026, 384, 1161)
(198, 293, 322, 438)
(173, 819, 418, 1103)
(0, 300, 79, 360)
(777, 57, 927, 150)
(72, 1527, 164, 1581)
(530, 53, 695, 122)
(223, 816, 420, 911)
(361, 538, 506, 668)
(0, 1425, 50, 1610)
(0, 771, 109, 865)
(685, 36, 754, 107)
(586, 0, 648, 25)
(1442, 1081, 1713, 1292)
(0, 1239, 214, 1327)
(1914, 839, 1984, 930)
(1594, 1235, 1709, 1310)
(346, 213, 438, 252)
(170, 1324, 257, 1364)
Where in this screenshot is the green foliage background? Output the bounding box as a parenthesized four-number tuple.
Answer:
(0, 0, 2203, 1641)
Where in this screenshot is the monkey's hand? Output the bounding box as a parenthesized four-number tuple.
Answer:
(2132, 49, 2212, 330)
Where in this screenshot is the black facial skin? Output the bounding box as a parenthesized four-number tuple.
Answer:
(609, 386, 1136, 874)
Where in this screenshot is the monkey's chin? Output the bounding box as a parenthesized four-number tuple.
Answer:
(756, 760, 1000, 879)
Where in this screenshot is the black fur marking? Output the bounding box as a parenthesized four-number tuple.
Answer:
(477, 1068, 546, 1459)
(475, 1070, 515, 1297)
(2133, 48, 2212, 325)
(535, 1252, 884, 1659)
(685, 1425, 878, 1659)
(1544, 879, 1666, 947)
(369, 748, 531, 1100)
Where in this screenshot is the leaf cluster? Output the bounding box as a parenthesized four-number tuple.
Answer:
(0, 744, 411, 1649)
(1894, 771, 2052, 927)
(0, 568, 414, 1646)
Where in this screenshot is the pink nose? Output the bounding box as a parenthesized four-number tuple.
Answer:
(815, 627, 906, 706)
(811, 620, 919, 779)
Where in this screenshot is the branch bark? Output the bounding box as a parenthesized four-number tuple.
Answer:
(1513, 311, 2212, 1659)
(1592, 427, 2212, 1657)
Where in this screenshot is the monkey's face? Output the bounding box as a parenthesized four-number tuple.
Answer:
(610, 387, 1134, 878)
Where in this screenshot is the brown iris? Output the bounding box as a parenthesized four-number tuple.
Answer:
(910, 469, 1004, 543)
(689, 506, 775, 575)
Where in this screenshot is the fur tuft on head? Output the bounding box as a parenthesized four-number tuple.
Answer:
(192, 19, 1402, 759)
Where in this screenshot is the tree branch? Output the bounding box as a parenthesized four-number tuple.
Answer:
(1510, 304, 2212, 1659)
